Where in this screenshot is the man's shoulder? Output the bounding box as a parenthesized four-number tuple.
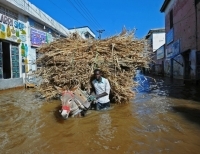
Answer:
(102, 77, 109, 83)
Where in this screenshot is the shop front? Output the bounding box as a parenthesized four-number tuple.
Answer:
(0, 12, 27, 89)
(165, 39, 184, 79)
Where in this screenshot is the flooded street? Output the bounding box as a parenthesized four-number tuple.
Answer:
(1, 77, 200, 154)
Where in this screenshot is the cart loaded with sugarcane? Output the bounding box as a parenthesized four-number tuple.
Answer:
(34, 30, 151, 119)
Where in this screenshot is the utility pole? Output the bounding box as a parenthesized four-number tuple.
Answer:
(96, 30, 105, 40)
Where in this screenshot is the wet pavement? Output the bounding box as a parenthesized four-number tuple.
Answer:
(0, 77, 200, 154)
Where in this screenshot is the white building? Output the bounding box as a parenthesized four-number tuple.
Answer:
(69, 26, 95, 39)
(0, 0, 69, 90)
(145, 28, 165, 52)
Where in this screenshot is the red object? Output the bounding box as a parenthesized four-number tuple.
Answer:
(62, 106, 70, 112)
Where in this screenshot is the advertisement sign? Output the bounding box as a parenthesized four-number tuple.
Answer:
(166, 28, 174, 44)
(30, 28, 47, 47)
(0, 13, 26, 43)
(156, 45, 165, 60)
(166, 39, 180, 58)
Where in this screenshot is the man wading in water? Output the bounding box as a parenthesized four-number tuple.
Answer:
(88, 69, 111, 110)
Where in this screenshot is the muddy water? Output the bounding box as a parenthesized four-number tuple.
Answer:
(0, 77, 200, 154)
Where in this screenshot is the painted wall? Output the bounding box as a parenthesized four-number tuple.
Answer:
(69, 27, 95, 39)
(0, 0, 69, 89)
(152, 33, 165, 52)
(0, 13, 27, 45)
(163, 0, 198, 80)
(165, 0, 196, 52)
(0, 12, 28, 77)
(3, 0, 69, 36)
(0, 78, 23, 89)
(196, 2, 200, 51)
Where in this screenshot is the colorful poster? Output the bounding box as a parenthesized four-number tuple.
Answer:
(30, 28, 47, 47)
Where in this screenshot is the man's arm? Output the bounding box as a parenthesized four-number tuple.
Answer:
(95, 92, 108, 99)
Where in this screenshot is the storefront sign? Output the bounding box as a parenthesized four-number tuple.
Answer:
(156, 45, 165, 60)
(166, 39, 180, 58)
(0, 14, 13, 26)
(166, 28, 174, 44)
(0, 13, 26, 43)
(30, 28, 47, 47)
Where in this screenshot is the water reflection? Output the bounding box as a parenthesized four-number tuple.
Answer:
(96, 113, 116, 142)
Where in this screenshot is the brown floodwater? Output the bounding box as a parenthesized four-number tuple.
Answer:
(1, 77, 200, 154)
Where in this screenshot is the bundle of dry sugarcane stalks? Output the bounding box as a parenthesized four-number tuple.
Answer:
(35, 31, 150, 103)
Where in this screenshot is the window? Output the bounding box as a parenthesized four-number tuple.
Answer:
(0, 5, 18, 20)
(170, 10, 173, 29)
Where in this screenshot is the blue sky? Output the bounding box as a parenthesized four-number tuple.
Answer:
(28, 0, 165, 39)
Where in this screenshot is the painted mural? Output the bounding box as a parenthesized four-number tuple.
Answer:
(173, 55, 184, 78)
(0, 13, 26, 44)
(0, 13, 29, 74)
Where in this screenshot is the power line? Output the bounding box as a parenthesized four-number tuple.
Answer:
(47, 0, 82, 25)
(74, 0, 100, 29)
(66, 0, 99, 30)
(75, 0, 102, 29)
(13, 0, 68, 36)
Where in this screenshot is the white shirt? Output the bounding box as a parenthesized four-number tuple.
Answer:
(92, 77, 111, 104)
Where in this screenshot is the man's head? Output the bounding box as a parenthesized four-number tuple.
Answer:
(94, 69, 102, 81)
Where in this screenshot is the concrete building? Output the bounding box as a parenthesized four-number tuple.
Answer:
(145, 28, 165, 75)
(145, 28, 165, 52)
(0, 0, 69, 90)
(160, 0, 200, 81)
(68, 26, 95, 39)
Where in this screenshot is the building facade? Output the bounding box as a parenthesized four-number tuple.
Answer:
(161, 0, 200, 81)
(68, 26, 95, 39)
(0, 0, 69, 90)
(145, 28, 165, 75)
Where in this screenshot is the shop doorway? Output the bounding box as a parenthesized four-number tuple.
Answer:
(0, 41, 19, 79)
(0, 41, 11, 79)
